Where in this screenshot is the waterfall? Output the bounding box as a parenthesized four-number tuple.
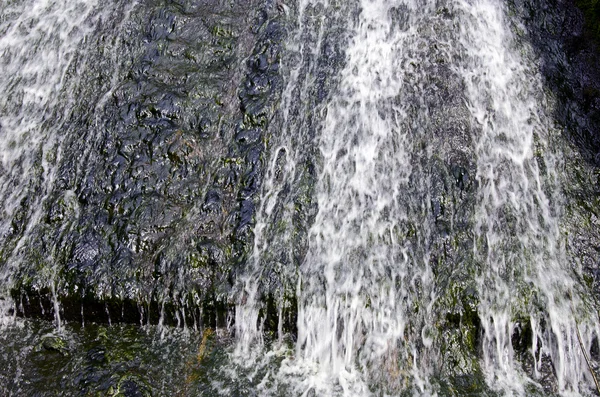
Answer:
(0, 0, 598, 395)
(0, 0, 95, 245)
(0, 0, 97, 324)
(455, 1, 589, 393)
(233, 0, 600, 395)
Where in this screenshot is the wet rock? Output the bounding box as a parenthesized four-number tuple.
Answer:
(5, 0, 289, 327)
(112, 375, 152, 397)
(508, 0, 600, 328)
(87, 346, 107, 364)
(36, 334, 69, 356)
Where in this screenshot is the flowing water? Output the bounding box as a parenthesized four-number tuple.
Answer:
(233, 0, 600, 396)
(1, 0, 599, 396)
(0, 0, 97, 270)
(0, 0, 136, 325)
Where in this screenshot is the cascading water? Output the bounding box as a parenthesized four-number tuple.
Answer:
(233, 0, 600, 395)
(0, 0, 136, 326)
(0, 0, 96, 326)
(455, 2, 596, 393)
(1, 0, 599, 395)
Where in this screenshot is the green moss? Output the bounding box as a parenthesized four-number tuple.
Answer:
(242, 112, 267, 129)
(210, 25, 233, 38)
(35, 335, 69, 356)
(222, 156, 243, 166)
(189, 250, 209, 269)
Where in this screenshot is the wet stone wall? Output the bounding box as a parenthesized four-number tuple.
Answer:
(6, 0, 287, 328)
(510, 0, 600, 303)
(2, 1, 600, 395)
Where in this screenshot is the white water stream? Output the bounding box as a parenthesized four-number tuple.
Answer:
(457, 1, 598, 394)
(0, 0, 135, 325)
(234, 0, 600, 396)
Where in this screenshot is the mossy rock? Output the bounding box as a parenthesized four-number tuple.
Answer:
(35, 334, 70, 356)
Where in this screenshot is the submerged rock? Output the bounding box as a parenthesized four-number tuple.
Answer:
(36, 334, 70, 356)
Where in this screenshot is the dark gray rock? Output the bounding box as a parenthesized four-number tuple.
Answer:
(7, 0, 287, 327)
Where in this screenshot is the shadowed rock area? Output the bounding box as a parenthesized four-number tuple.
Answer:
(509, 0, 600, 306)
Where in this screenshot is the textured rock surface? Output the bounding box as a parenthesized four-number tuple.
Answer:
(7, 0, 287, 327)
(1, 0, 600, 394)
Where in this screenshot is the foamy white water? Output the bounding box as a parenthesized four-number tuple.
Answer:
(291, 1, 438, 394)
(233, 0, 600, 396)
(456, 0, 599, 394)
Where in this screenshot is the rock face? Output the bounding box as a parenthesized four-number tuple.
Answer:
(5, 0, 286, 327)
(511, 0, 600, 299)
(1, 0, 600, 395)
